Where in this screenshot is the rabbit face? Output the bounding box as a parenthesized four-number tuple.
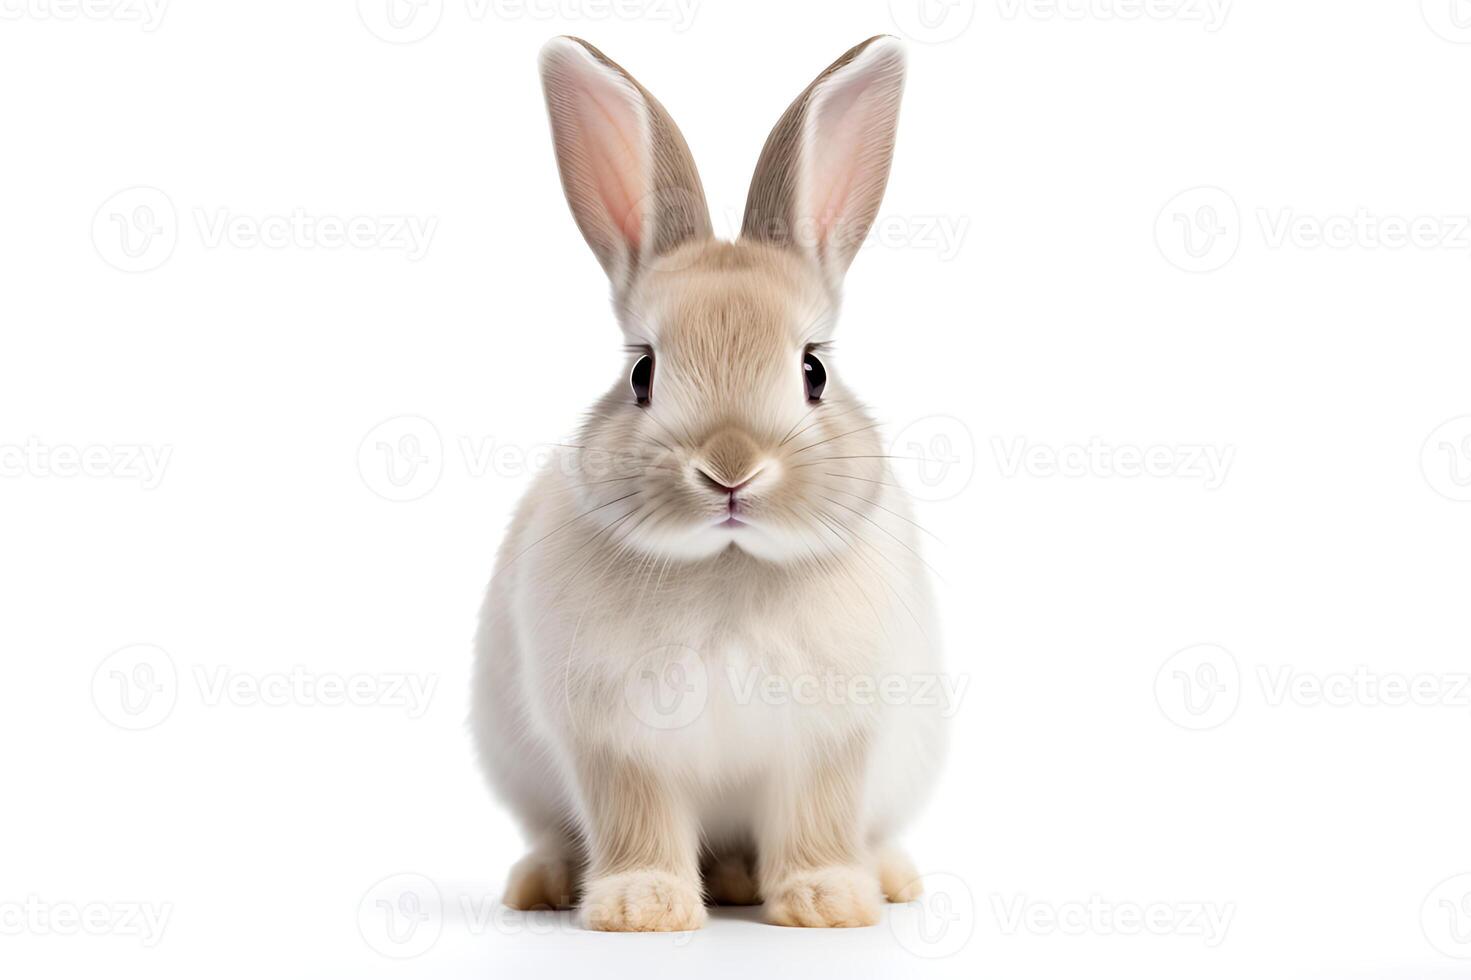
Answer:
(566, 239, 886, 564)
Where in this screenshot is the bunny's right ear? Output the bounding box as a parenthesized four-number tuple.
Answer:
(740, 36, 906, 292)
(539, 37, 712, 293)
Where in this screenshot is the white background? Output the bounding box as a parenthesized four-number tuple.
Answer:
(3, 1, 1471, 977)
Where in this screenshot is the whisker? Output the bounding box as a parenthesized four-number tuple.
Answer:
(787, 420, 886, 458)
(822, 471, 910, 492)
(819, 494, 946, 583)
(821, 484, 942, 543)
(789, 454, 930, 469)
(779, 399, 866, 449)
(809, 507, 928, 641)
(499, 490, 641, 572)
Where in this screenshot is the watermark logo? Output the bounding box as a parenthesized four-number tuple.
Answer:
(1422, 416, 1471, 502)
(1156, 186, 1240, 274)
(91, 644, 178, 731)
(1422, 0, 1471, 43)
(890, 872, 976, 958)
(889, 415, 976, 502)
(623, 645, 709, 731)
(92, 187, 436, 271)
(91, 648, 438, 727)
(889, 0, 976, 43)
(92, 186, 177, 273)
(1154, 644, 1239, 731)
(357, 0, 443, 43)
(358, 416, 444, 503)
(358, 873, 442, 959)
(1422, 874, 1471, 958)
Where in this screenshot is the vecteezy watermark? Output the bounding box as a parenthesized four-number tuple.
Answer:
(1422, 873, 1471, 959)
(992, 437, 1235, 489)
(889, 415, 977, 503)
(991, 894, 1235, 947)
(356, 0, 699, 44)
(714, 207, 971, 261)
(0, 438, 172, 489)
(1422, 416, 1471, 502)
(358, 414, 976, 504)
(1158, 186, 1471, 273)
(1257, 209, 1471, 254)
(92, 645, 438, 729)
(362, 876, 698, 946)
(357, 0, 444, 43)
(1257, 666, 1471, 710)
(1156, 645, 1471, 731)
(622, 647, 970, 731)
(890, 872, 977, 958)
(623, 645, 709, 731)
(358, 874, 442, 959)
(1421, 0, 1471, 43)
(1154, 644, 1240, 731)
(92, 186, 177, 273)
(1155, 186, 1241, 274)
(92, 644, 179, 731)
(92, 186, 436, 272)
(889, 0, 976, 43)
(357, 415, 656, 503)
(0, 897, 173, 947)
(725, 666, 969, 718)
(0, 0, 168, 29)
(193, 209, 435, 259)
(357, 416, 444, 503)
(192, 665, 437, 717)
(996, 0, 1231, 31)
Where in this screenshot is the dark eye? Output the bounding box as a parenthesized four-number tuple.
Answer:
(630, 353, 654, 405)
(803, 349, 826, 402)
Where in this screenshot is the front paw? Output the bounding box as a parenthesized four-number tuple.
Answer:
(765, 866, 882, 928)
(581, 869, 707, 932)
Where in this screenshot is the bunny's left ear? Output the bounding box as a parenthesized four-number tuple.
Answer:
(540, 36, 713, 294)
(740, 36, 906, 290)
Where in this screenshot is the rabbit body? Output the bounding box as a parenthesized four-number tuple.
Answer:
(473, 36, 946, 930)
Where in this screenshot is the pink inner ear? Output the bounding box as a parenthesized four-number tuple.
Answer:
(808, 81, 872, 247)
(800, 42, 904, 264)
(561, 54, 650, 256)
(577, 83, 646, 251)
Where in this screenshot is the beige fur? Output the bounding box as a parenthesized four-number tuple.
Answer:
(474, 36, 944, 932)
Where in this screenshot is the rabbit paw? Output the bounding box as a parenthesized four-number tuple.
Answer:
(503, 849, 577, 910)
(765, 866, 882, 928)
(876, 846, 923, 903)
(581, 870, 706, 932)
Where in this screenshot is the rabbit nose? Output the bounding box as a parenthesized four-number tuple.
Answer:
(693, 428, 765, 495)
(696, 468, 759, 495)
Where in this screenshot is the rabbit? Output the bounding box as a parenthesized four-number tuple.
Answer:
(472, 34, 946, 931)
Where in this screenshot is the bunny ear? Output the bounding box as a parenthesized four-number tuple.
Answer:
(740, 36, 906, 289)
(540, 36, 712, 291)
